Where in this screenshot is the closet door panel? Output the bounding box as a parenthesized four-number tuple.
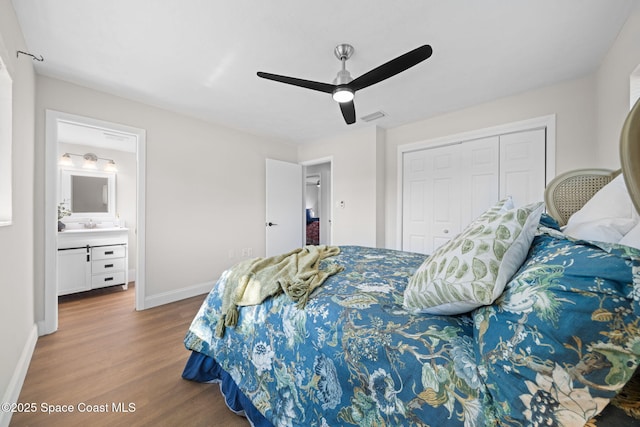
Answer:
(461, 136, 499, 225)
(402, 145, 461, 254)
(429, 144, 461, 253)
(402, 151, 430, 254)
(432, 176, 457, 250)
(499, 129, 546, 206)
(407, 180, 427, 253)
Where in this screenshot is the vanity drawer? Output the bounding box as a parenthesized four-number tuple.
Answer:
(92, 257, 125, 274)
(92, 245, 126, 260)
(91, 271, 126, 288)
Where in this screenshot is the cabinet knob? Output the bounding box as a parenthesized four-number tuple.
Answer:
(443, 229, 449, 234)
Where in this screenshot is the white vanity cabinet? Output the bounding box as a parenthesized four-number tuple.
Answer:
(57, 246, 92, 295)
(57, 228, 129, 296)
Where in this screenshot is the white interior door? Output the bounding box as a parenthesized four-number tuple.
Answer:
(402, 144, 461, 254)
(460, 136, 500, 225)
(402, 150, 429, 254)
(499, 129, 546, 205)
(430, 145, 462, 252)
(266, 159, 303, 257)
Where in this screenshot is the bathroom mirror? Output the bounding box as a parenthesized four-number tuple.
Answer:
(60, 169, 116, 218)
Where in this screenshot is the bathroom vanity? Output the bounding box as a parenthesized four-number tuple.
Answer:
(57, 227, 128, 296)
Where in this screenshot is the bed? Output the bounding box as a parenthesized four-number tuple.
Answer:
(182, 102, 640, 426)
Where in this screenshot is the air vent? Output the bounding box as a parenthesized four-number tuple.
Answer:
(103, 132, 128, 141)
(360, 111, 386, 122)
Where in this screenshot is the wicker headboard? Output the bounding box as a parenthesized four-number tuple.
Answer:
(544, 169, 620, 227)
(545, 98, 640, 226)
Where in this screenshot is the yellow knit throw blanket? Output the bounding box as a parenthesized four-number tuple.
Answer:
(215, 245, 344, 338)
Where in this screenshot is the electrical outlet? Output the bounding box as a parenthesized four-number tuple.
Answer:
(247, 247, 253, 256)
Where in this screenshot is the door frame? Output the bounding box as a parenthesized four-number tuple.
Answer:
(42, 110, 147, 335)
(396, 114, 556, 250)
(301, 156, 333, 245)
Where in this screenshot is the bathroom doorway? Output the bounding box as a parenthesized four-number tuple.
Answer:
(303, 160, 332, 246)
(43, 110, 146, 335)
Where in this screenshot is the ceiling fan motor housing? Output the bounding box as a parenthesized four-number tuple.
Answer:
(333, 69, 353, 85)
(334, 44, 354, 61)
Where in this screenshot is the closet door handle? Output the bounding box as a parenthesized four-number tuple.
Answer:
(266, 222, 278, 227)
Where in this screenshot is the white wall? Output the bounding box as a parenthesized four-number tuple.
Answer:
(384, 75, 598, 248)
(0, 0, 37, 425)
(34, 76, 297, 318)
(596, 4, 640, 168)
(298, 126, 384, 247)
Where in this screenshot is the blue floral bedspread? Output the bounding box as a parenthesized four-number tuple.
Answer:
(184, 233, 640, 426)
(184, 246, 488, 426)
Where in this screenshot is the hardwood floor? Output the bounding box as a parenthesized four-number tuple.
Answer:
(11, 285, 249, 427)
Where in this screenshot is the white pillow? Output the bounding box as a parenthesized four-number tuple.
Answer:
(618, 208, 640, 249)
(619, 222, 640, 249)
(563, 174, 638, 243)
(403, 199, 544, 315)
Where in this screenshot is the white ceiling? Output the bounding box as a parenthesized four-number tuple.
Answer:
(11, 0, 638, 144)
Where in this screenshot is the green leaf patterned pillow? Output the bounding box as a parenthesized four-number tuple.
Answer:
(403, 198, 544, 315)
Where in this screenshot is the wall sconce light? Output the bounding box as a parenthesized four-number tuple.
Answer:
(82, 152, 98, 169)
(59, 153, 73, 167)
(104, 159, 117, 172)
(59, 152, 117, 172)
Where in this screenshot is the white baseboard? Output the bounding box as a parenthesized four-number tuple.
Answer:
(0, 324, 38, 427)
(142, 281, 214, 310)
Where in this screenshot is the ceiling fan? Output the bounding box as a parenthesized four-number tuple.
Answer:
(257, 44, 433, 125)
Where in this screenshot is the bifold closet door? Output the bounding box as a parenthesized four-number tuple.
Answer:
(402, 144, 462, 255)
(401, 129, 545, 255)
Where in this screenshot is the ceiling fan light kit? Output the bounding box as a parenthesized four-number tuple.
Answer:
(257, 43, 432, 125)
(332, 87, 354, 103)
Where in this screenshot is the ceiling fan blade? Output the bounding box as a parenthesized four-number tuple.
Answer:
(350, 44, 432, 92)
(339, 100, 356, 125)
(257, 72, 335, 93)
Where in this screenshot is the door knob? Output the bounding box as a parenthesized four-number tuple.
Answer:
(266, 222, 278, 227)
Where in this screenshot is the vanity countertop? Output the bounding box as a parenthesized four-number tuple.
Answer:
(57, 226, 129, 249)
(59, 227, 128, 233)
